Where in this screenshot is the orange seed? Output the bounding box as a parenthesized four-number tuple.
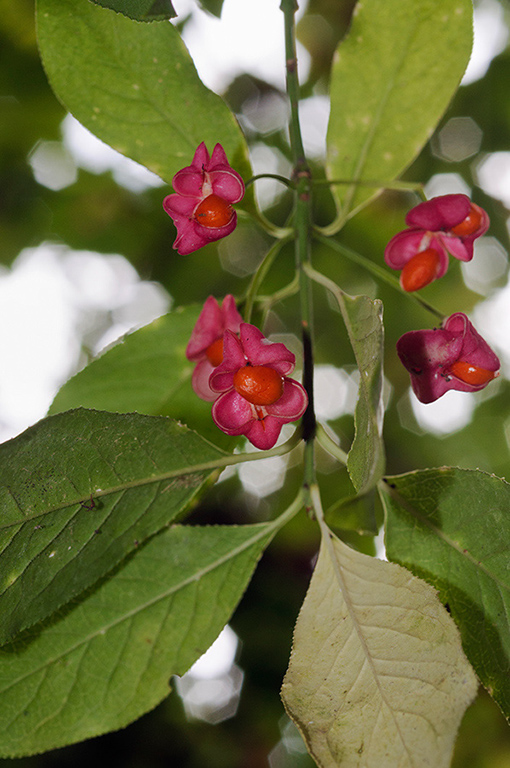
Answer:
(205, 337, 224, 367)
(194, 194, 234, 228)
(450, 204, 484, 237)
(400, 248, 441, 292)
(233, 365, 284, 406)
(449, 360, 496, 386)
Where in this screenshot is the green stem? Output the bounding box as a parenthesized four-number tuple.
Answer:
(258, 274, 300, 307)
(316, 423, 348, 465)
(257, 274, 300, 324)
(270, 488, 305, 531)
(244, 173, 294, 239)
(281, 0, 316, 501)
(313, 233, 445, 322)
(281, 0, 307, 171)
(246, 173, 293, 189)
(309, 481, 328, 532)
(239, 209, 292, 241)
(243, 236, 291, 323)
(92, 432, 303, 504)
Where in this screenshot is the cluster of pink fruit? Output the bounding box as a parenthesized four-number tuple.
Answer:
(163, 143, 500, 447)
(384, 194, 499, 404)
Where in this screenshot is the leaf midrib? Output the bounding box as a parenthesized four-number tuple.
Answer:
(322, 533, 414, 764)
(0, 456, 227, 532)
(0, 520, 279, 694)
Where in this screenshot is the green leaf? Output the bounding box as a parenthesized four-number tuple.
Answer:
(197, 0, 224, 18)
(49, 307, 228, 446)
(327, 0, 473, 223)
(308, 267, 385, 494)
(0, 521, 280, 756)
(281, 531, 478, 768)
(50, 308, 197, 416)
(342, 293, 385, 494)
(0, 408, 226, 645)
(90, 0, 177, 21)
(380, 467, 510, 721)
(326, 490, 378, 536)
(36, 0, 250, 184)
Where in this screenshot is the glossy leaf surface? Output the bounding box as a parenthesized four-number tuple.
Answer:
(327, 0, 473, 222)
(90, 0, 177, 21)
(0, 522, 278, 756)
(36, 0, 250, 184)
(380, 467, 510, 720)
(49, 307, 228, 445)
(50, 308, 198, 416)
(0, 408, 225, 644)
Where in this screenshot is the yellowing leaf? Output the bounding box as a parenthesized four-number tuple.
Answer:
(281, 533, 478, 768)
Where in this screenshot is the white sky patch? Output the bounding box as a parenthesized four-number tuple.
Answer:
(240, 90, 289, 135)
(475, 151, 510, 208)
(173, 0, 310, 93)
(185, 625, 238, 680)
(0, 248, 79, 438)
(28, 140, 78, 191)
(299, 95, 330, 159)
(424, 172, 472, 198)
(0, 244, 170, 442)
(269, 717, 309, 766)
(174, 626, 244, 724)
(410, 387, 477, 435)
(61, 114, 165, 192)
(314, 365, 358, 421)
(236, 423, 295, 498)
(462, 0, 509, 85)
(434, 116, 483, 163)
(249, 142, 292, 208)
(238, 455, 289, 498)
(473, 275, 510, 377)
(461, 236, 508, 295)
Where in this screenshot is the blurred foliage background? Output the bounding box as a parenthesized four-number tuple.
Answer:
(1, 0, 510, 765)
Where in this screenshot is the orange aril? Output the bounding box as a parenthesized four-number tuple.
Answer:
(194, 194, 234, 228)
(233, 365, 284, 406)
(450, 204, 484, 237)
(400, 248, 441, 292)
(449, 360, 496, 386)
(205, 336, 224, 367)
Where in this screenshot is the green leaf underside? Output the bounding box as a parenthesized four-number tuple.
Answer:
(50, 308, 199, 417)
(0, 522, 277, 757)
(0, 408, 226, 645)
(327, 0, 473, 220)
(90, 0, 177, 21)
(282, 533, 478, 768)
(342, 293, 385, 494)
(380, 467, 510, 721)
(36, 0, 250, 184)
